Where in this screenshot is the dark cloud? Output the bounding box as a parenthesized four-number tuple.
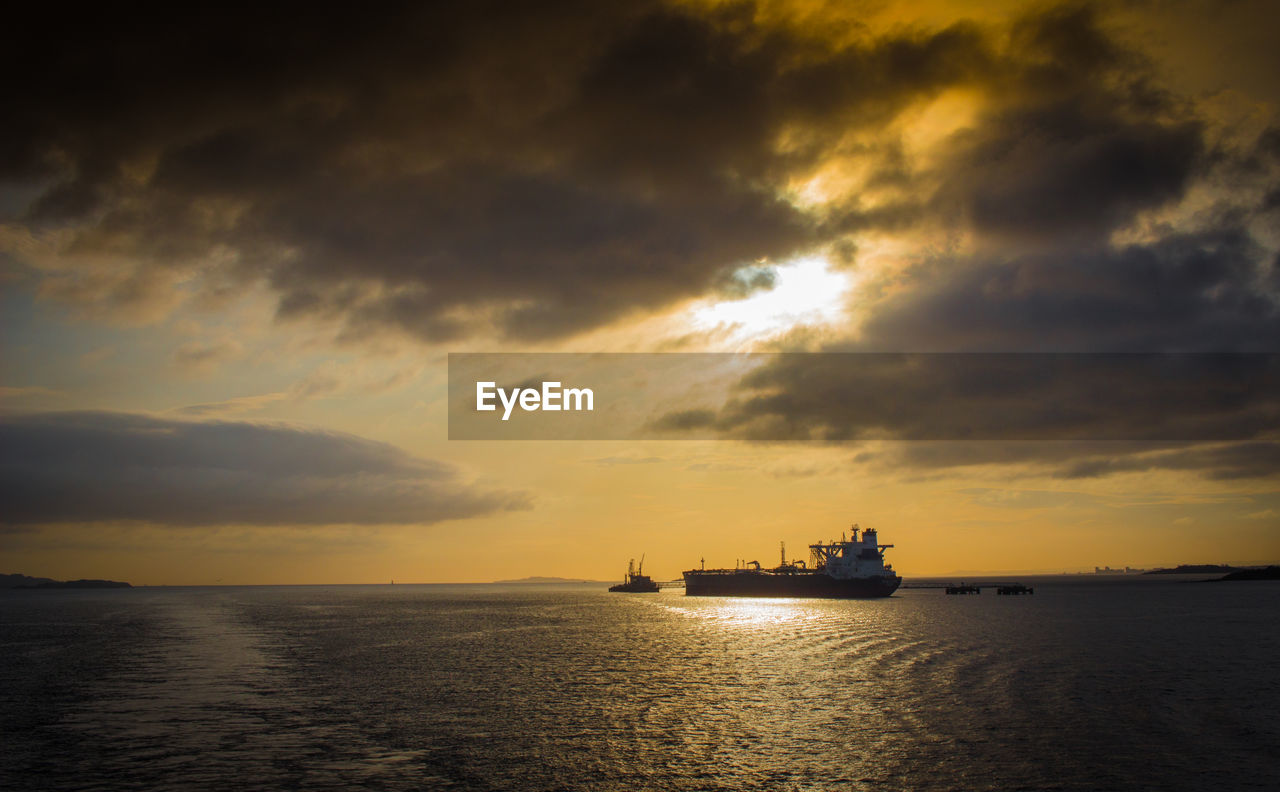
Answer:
(859, 227, 1280, 352)
(862, 440, 1280, 481)
(649, 409, 719, 433)
(675, 353, 1278, 440)
(1052, 442, 1280, 480)
(824, 4, 1215, 247)
(0, 412, 530, 526)
(936, 103, 1203, 243)
(649, 353, 1279, 478)
(0, 1, 991, 340)
(745, 6, 1279, 479)
(2, 1, 1273, 351)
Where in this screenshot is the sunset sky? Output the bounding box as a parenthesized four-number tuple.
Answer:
(2, 0, 1277, 584)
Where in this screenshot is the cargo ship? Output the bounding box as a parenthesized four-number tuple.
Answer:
(683, 524, 900, 598)
(609, 556, 660, 592)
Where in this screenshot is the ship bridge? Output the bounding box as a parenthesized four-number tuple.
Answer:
(810, 524, 894, 580)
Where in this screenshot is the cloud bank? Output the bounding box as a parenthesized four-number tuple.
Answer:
(0, 412, 530, 526)
(649, 353, 1279, 479)
(3, 2, 1276, 486)
(5, 2, 1273, 346)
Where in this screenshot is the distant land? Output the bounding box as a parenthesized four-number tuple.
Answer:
(1143, 564, 1247, 575)
(2, 573, 131, 589)
(493, 576, 610, 584)
(1212, 566, 1280, 582)
(1, 573, 55, 588)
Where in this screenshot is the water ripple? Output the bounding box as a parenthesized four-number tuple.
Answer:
(2, 580, 1278, 790)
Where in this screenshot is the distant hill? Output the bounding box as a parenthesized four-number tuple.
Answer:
(2, 573, 57, 588)
(1212, 566, 1280, 582)
(3, 573, 131, 589)
(1144, 564, 1241, 575)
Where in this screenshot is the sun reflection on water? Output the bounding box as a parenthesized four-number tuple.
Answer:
(663, 597, 831, 631)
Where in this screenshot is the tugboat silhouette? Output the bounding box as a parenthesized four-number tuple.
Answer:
(609, 555, 659, 592)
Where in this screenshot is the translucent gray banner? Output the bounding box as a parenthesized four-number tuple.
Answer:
(447, 353, 1279, 442)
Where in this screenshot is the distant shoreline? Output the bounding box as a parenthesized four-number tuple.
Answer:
(3, 573, 132, 589)
(1144, 564, 1247, 575)
(1209, 566, 1280, 582)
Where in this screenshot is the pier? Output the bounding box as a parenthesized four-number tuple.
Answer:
(901, 582, 1034, 595)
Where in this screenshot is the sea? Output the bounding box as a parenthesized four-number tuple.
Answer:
(2, 575, 1277, 791)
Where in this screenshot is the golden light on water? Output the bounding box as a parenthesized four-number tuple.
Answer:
(666, 597, 826, 629)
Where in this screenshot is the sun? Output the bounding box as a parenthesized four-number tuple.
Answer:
(691, 255, 852, 343)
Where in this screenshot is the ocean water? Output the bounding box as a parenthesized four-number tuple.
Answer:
(2, 577, 1277, 791)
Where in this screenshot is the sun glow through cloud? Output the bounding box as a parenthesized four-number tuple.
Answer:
(691, 256, 851, 343)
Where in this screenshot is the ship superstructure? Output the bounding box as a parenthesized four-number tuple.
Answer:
(683, 524, 901, 598)
(609, 555, 660, 593)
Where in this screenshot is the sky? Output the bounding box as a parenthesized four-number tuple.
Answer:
(2, 0, 1277, 584)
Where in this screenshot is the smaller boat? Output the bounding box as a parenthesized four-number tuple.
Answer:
(609, 555, 660, 593)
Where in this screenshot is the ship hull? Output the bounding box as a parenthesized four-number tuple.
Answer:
(682, 571, 901, 598)
(609, 581, 659, 592)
